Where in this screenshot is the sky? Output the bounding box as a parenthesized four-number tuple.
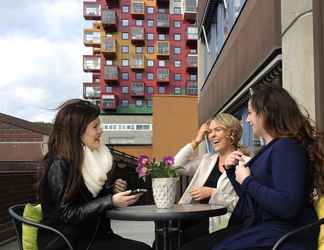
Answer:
(0, 0, 92, 122)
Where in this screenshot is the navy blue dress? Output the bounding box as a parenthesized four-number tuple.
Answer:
(213, 138, 319, 250)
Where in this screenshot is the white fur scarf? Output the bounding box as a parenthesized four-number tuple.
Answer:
(81, 143, 113, 197)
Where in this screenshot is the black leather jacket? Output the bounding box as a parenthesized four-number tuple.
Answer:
(38, 158, 115, 250)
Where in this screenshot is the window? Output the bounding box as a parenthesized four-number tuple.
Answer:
(106, 60, 113, 65)
(147, 7, 154, 14)
(135, 46, 143, 54)
(121, 72, 129, 80)
(174, 33, 181, 41)
(147, 46, 154, 53)
(147, 59, 154, 67)
(159, 86, 166, 94)
(174, 47, 181, 54)
(174, 73, 181, 81)
(135, 19, 143, 26)
(147, 100, 152, 107)
(135, 100, 143, 106)
(174, 60, 181, 67)
(122, 45, 129, 53)
(122, 32, 128, 40)
(159, 60, 166, 67)
(122, 5, 129, 13)
(106, 86, 113, 93)
(121, 100, 129, 107)
(122, 86, 128, 93)
(174, 87, 181, 95)
(174, 7, 181, 14)
(121, 59, 128, 66)
(147, 72, 154, 80)
(189, 74, 197, 81)
(147, 33, 154, 40)
(147, 86, 154, 94)
(135, 72, 143, 80)
(147, 20, 154, 27)
(174, 20, 181, 28)
(158, 34, 166, 41)
(121, 19, 128, 27)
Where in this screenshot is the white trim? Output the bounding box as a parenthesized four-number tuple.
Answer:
(202, 25, 210, 54)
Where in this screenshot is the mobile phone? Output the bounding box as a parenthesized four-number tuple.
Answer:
(129, 189, 147, 195)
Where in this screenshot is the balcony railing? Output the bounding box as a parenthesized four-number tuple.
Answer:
(102, 36, 117, 56)
(131, 27, 144, 44)
(157, 68, 170, 82)
(131, 55, 145, 70)
(83, 56, 100, 72)
(83, 2, 101, 20)
(83, 82, 100, 99)
(157, 14, 170, 30)
(83, 29, 101, 47)
(187, 26, 198, 43)
(101, 94, 117, 110)
(131, 82, 145, 97)
(184, 0, 197, 20)
(102, 9, 117, 29)
(131, 0, 144, 16)
(186, 81, 198, 95)
(187, 54, 197, 70)
(104, 66, 119, 82)
(157, 41, 169, 58)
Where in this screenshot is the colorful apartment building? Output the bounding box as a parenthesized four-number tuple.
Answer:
(82, 0, 198, 115)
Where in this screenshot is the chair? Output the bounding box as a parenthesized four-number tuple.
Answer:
(272, 217, 324, 250)
(8, 204, 74, 250)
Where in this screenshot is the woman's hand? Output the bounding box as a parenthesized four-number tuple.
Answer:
(224, 151, 244, 169)
(235, 162, 251, 184)
(112, 190, 142, 208)
(190, 187, 214, 201)
(194, 123, 210, 144)
(113, 178, 127, 194)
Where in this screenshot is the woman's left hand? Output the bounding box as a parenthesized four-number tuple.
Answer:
(190, 187, 214, 201)
(113, 178, 127, 193)
(235, 162, 251, 184)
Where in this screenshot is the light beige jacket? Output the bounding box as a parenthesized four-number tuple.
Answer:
(174, 143, 248, 233)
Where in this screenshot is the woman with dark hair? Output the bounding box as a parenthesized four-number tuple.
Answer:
(179, 83, 324, 250)
(38, 99, 151, 250)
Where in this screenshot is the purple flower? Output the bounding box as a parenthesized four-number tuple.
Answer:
(138, 155, 149, 167)
(163, 156, 174, 167)
(136, 165, 148, 178)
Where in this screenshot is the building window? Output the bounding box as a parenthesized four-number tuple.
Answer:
(147, 86, 154, 94)
(106, 60, 113, 66)
(159, 86, 166, 94)
(147, 33, 154, 40)
(135, 19, 143, 26)
(174, 7, 181, 14)
(121, 19, 129, 27)
(147, 7, 154, 14)
(158, 34, 166, 41)
(147, 59, 154, 67)
(122, 86, 128, 94)
(135, 72, 143, 80)
(174, 87, 181, 95)
(121, 72, 129, 80)
(174, 73, 181, 81)
(121, 59, 128, 66)
(135, 46, 143, 54)
(159, 60, 166, 67)
(122, 32, 128, 40)
(122, 5, 129, 13)
(147, 72, 154, 80)
(147, 19, 154, 27)
(121, 45, 129, 53)
(121, 100, 129, 107)
(106, 86, 113, 93)
(174, 33, 181, 41)
(135, 100, 143, 106)
(174, 47, 181, 54)
(189, 74, 197, 81)
(174, 60, 181, 67)
(147, 46, 154, 53)
(174, 20, 181, 28)
(147, 99, 152, 107)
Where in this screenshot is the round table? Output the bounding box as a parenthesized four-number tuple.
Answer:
(106, 204, 227, 250)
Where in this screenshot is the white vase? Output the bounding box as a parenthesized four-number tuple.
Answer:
(152, 177, 177, 208)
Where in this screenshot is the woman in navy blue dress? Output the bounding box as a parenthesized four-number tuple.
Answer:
(179, 84, 324, 250)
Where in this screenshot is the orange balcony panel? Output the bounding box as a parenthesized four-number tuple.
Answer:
(157, 41, 169, 58)
(83, 2, 101, 20)
(102, 36, 117, 57)
(83, 55, 101, 72)
(83, 82, 100, 99)
(131, 0, 144, 17)
(104, 65, 119, 82)
(83, 29, 101, 47)
(101, 94, 117, 110)
(131, 55, 145, 70)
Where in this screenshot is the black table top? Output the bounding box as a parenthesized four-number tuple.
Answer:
(106, 204, 227, 221)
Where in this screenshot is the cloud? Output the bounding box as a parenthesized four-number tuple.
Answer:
(0, 0, 92, 122)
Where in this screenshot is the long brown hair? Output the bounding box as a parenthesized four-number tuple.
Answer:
(250, 83, 324, 198)
(39, 99, 100, 202)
